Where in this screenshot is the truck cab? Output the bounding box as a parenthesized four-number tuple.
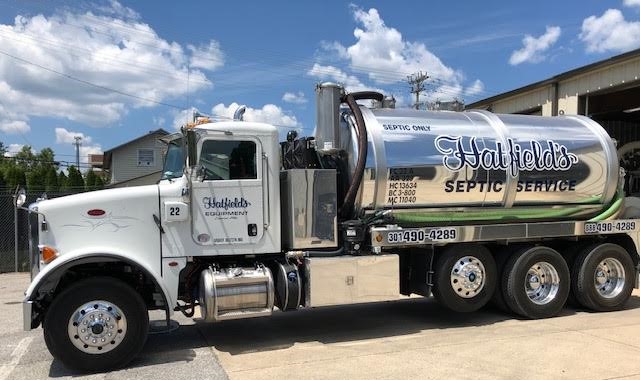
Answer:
(159, 121, 281, 258)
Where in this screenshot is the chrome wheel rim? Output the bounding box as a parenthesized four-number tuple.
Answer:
(594, 258, 625, 299)
(67, 300, 127, 354)
(450, 256, 485, 298)
(525, 262, 560, 305)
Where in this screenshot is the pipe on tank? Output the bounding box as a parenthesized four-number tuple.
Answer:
(339, 91, 384, 219)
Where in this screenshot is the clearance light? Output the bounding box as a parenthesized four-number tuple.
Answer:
(39, 246, 58, 264)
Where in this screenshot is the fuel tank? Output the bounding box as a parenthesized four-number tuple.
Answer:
(334, 107, 619, 220)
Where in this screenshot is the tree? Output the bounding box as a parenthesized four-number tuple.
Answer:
(14, 146, 35, 171)
(67, 166, 85, 190)
(58, 171, 68, 191)
(45, 166, 59, 192)
(85, 169, 97, 191)
(5, 165, 26, 189)
(95, 175, 105, 189)
(27, 167, 46, 193)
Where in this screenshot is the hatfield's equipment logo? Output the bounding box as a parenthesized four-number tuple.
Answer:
(202, 197, 251, 210)
(434, 135, 579, 177)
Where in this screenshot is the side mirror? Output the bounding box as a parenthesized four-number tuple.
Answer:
(14, 188, 26, 208)
(189, 165, 206, 182)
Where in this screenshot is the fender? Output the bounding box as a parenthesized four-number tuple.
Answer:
(25, 249, 174, 316)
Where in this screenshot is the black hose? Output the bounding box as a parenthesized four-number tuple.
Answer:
(349, 91, 385, 102)
(339, 91, 383, 218)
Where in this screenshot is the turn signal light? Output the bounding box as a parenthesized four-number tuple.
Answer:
(40, 246, 58, 264)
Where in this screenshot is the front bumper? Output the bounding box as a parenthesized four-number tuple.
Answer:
(23, 300, 33, 331)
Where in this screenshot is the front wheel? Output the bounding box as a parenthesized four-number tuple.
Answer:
(43, 277, 149, 372)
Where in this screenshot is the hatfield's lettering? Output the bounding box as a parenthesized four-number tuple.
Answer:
(203, 197, 251, 210)
(434, 135, 579, 177)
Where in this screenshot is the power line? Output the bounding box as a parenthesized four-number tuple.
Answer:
(0, 49, 185, 110)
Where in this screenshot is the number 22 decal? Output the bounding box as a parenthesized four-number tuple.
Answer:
(169, 207, 180, 216)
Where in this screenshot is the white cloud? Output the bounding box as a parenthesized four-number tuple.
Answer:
(171, 107, 199, 130)
(211, 103, 299, 128)
(328, 7, 460, 85)
(430, 83, 463, 102)
(319, 40, 349, 59)
(509, 26, 561, 65)
(80, 144, 103, 161)
(580, 9, 640, 53)
(4, 143, 25, 157)
(0, 3, 220, 129)
(307, 63, 375, 93)
(152, 116, 166, 127)
(0, 120, 30, 134)
(282, 91, 308, 104)
(96, 0, 140, 20)
(317, 7, 480, 102)
(464, 79, 485, 97)
(55, 127, 92, 144)
(187, 40, 224, 71)
(624, 0, 640, 7)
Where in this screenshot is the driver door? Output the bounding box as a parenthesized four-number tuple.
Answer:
(190, 136, 264, 246)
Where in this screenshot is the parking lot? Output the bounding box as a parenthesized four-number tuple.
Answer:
(2, 272, 640, 380)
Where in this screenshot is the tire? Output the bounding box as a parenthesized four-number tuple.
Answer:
(562, 242, 590, 308)
(491, 246, 513, 313)
(433, 244, 497, 313)
(502, 246, 570, 319)
(571, 243, 635, 312)
(43, 277, 149, 372)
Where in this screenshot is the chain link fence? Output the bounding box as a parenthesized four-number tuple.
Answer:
(0, 190, 84, 273)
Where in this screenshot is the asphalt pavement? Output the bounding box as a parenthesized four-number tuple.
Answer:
(2, 272, 640, 380)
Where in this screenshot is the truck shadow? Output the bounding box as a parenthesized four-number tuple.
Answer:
(195, 294, 640, 355)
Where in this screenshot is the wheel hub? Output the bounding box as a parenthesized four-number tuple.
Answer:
(67, 300, 127, 354)
(594, 258, 625, 299)
(525, 262, 560, 305)
(450, 256, 486, 298)
(529, 275, 541, 290)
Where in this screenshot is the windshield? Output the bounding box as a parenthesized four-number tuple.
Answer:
(161, 138, 185, 180)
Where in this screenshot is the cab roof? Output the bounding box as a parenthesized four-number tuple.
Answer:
(193, 120, 278, 136)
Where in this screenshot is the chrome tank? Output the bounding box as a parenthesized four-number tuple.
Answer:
(335, 108, 619, 218)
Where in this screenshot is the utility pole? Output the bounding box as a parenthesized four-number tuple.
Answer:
(73, 136, 82, 168)
(407, 71, 429, 110)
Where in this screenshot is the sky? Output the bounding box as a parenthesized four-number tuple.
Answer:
(0, 0, 640, 169)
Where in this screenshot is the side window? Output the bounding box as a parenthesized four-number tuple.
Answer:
(199, 140, 257, 180)
(137, 149, 155, 166)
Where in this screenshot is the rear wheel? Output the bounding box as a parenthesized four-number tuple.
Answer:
(433, 244, 497, 312)
(571, 243, 634, 311)
(502, 246, 570, 319)
(490, 246, 512, 313)
(43, 277, 149, 372)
